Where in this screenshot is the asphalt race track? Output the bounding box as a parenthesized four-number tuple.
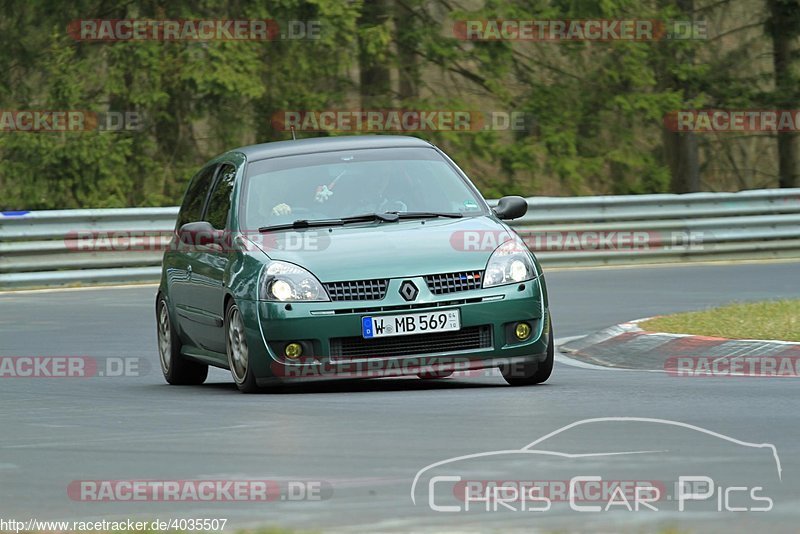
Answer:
(1, 261, 799, 533)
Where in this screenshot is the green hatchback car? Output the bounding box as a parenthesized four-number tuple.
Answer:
(156, 135, 553, 392)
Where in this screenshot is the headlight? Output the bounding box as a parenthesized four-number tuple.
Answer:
(483, 239, 536, 288)
(260, 261, 329, 301)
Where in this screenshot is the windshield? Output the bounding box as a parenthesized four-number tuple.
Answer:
(241, 147, 486, 230)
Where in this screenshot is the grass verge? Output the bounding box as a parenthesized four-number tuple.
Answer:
(640, 299, 800, 342)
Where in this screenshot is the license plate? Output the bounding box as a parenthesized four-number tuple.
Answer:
(362, 310, 461, 339)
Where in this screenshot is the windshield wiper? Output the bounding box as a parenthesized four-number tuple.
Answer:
(386, 211, 464, 220)
(342, 212, 400, 223)
(259, 218, 345, 232)
(258, 212, 400, 233)
(341, 212, 464, 223)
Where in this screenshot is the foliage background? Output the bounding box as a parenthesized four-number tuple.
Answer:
(0, 0, 798, 210)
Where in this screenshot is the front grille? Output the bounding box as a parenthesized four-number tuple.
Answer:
(325, 279, 389, 301)
(330, 325, 492, 360)
(327, 297, 483, 315)
(424, 270, 484, 295)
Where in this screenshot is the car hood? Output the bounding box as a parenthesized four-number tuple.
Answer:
(247, 216, 516, 281)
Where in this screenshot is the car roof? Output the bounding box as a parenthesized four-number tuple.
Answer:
(231, 135, 434, 162)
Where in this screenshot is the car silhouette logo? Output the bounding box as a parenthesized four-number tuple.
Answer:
(399, 280, 419, 301)
(410, 417, 783, 509)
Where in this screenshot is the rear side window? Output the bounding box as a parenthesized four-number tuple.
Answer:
(204, 164, 236, 230)
(177, 165, 217, 228)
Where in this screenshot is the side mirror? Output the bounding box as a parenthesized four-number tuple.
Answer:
(493, 196, 528, 220)
(178, 221, 222, 247)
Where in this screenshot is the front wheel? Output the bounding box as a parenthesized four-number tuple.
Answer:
(157, 296, 208, 385)
(501, 322, 554, 386)
(225, 300, 263, 393)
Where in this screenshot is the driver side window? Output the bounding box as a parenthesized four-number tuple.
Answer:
(204, 164, 236, 230)
(177, 165, 217, 229)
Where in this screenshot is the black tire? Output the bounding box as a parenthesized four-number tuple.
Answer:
(501, 322, 554, 386)
(225, 300, 263, 393)
(156, 296, 208, 385)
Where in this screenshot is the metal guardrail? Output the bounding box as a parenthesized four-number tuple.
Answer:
(2, 188, 800, 289)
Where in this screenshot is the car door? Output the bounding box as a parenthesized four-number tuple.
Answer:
(169, 164, 219, 348)
(190, 163, 237, 354)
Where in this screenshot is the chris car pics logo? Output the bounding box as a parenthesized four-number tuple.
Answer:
(411, 417, 781, 514)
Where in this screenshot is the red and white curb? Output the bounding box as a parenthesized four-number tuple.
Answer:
(558, 319, 800, 377)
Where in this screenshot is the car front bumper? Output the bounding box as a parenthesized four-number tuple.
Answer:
(236, 276, 550, 385)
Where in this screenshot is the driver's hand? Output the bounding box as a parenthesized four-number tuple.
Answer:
(272, 203, 292, 216)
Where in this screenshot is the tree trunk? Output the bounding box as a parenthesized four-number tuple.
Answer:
(662, 0, 701, 193)
(663, 130, 700, 193)
(767, 0, 800, 188)
(358, 0, 391, 108)
(395, 0, 420, 101)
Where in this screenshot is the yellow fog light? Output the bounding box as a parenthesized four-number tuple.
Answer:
(284, 342, 303, 359)
(515, 322, 531, 340)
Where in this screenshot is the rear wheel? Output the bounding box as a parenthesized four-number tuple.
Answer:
(157, 297, 208, 385)
(225, 300, 262, 393)
(501, 322, 554, 386)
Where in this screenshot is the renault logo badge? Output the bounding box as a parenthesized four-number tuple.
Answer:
(399, 280, 419, 301)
